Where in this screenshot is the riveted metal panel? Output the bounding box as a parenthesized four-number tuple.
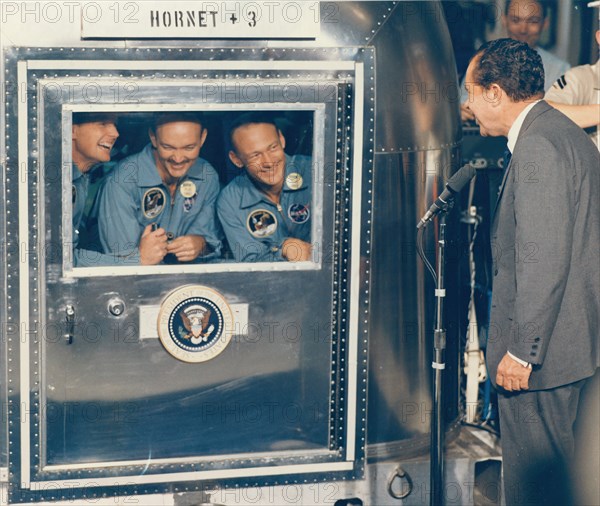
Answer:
(3, 46, 374, 503)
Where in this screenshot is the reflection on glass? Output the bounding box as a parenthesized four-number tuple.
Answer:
(70, 110, 314, 268)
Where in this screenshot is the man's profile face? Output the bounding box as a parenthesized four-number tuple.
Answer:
(229, 123, 287, 191)
(72, 121, 119, 172)
(464, 58, 503, 138)
(503, 0, 547, 48)
(150, 121, 207, 182)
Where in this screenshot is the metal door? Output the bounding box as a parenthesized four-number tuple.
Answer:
(3, 47, 373, 503)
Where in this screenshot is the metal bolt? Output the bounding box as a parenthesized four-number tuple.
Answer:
(108, 298, 125, 317)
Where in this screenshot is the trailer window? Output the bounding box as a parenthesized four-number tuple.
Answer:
(64, 106, 330, 276)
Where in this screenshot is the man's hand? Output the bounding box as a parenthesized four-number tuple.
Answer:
(139, 224, 167, 265)
(166, 234, 207, 262)
(282, 238, 312, 262)
(496, 353, 532, 392)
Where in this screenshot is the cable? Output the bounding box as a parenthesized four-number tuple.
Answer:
(417, 226, 437, 285)
(461, 421, 500, 438)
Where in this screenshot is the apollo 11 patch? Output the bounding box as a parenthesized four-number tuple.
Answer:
(142, 187, 166, 219)
(247, 209, 277, 238)
(157, 285, 234, 363)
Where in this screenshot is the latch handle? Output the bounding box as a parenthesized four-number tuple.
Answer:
(64, 304, 75, 344)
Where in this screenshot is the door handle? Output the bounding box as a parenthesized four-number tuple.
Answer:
(64, 304, 75, 344)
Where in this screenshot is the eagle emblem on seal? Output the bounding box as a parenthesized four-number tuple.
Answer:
(179, 304, 215, 345)
(157, 285, 234, 363)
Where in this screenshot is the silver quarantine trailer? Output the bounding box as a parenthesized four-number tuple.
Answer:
(0, 2, 482, 504)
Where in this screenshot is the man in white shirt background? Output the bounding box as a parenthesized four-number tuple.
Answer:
(545, 0, 600, 147)
(461, 0, 570, 121)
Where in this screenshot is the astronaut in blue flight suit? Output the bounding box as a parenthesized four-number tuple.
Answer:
(217, 113, 312, 262)
(71, 112, 120, 267)
(97, 112, 222, 265)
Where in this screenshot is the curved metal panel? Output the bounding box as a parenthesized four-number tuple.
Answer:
(367, 147, 462, 458)
(315, 1, 399, 47)
(372, 1, 462, 152)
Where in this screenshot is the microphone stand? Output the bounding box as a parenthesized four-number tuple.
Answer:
(431, 213, 447, 506)
(416, 204, 452, 506)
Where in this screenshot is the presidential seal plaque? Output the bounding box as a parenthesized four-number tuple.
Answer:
(157, 285, 234, 363)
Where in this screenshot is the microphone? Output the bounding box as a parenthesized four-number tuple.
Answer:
(417, 163, 477, 229)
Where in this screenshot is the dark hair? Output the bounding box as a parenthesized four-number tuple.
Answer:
(72, 112, 118, 125)
(229, 111, 280, 146)
(150, 111, 204, 132)
(504, 0, 550, 18)
(471, 38, 544, 101)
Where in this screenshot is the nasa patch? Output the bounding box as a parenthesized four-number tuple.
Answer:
(288, 203, 310, 224)
(142, 188, 166, 219)
(157, 285, 234, 363)
(247, 209, 278, 238)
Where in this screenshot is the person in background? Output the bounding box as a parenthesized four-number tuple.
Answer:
(464, 38, 599, 505)
(217, 112, 312, 262)
(98, 112, 221, 265)
(545, 8, 600, 147)
(461, 0, 570, 121)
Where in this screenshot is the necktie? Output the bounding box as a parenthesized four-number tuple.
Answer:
(502, 148, 512, 169)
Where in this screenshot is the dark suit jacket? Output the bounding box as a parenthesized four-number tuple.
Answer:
(487, 101, 600, 390)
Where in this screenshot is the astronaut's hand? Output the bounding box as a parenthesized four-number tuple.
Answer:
(166, 234, 207, 262)
(282, 238, 312, 262)
(139, 224, 167, 265)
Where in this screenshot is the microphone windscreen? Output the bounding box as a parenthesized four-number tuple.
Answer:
(446, 164, 476, 193)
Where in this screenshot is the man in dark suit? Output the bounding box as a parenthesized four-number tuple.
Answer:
(464, 38, 600, 505)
